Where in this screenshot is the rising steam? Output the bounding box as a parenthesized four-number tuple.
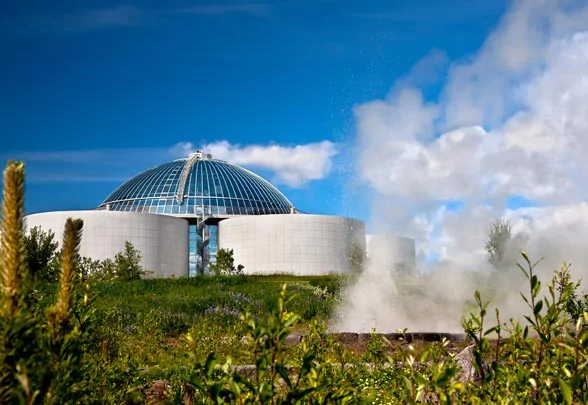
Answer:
(333, 0, 588, 332)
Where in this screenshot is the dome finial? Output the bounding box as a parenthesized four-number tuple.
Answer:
(189, 150, 212, 160)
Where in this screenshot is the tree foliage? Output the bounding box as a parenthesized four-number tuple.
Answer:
(209, 248, 244, 276)
(484, 219, 512, 268)
(54, 241, 147, 283)
(113, 241, 146, 281)
(24, 225, 59, 282)
(348, 242, 366, 275)
(484, 218, 528, 269)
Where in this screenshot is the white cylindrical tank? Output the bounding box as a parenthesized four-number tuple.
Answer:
(218, 214, 366, 275)
(366, 234, 416, 274)
(24, 211, 189, 278)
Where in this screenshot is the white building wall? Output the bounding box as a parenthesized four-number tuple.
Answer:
(218, 214, 366, 275)
(366, 234, 416, 274)
(24, 211, 189, 278)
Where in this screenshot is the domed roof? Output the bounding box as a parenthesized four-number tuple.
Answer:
(98, 151, 294, 216)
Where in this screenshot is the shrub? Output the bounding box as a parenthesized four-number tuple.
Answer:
(76, 242, 148, 283)
(24, 225, 60, 283)
(184, 284, 354, 404)
(113, 241, 146, 281)
(210, 248, 244, 276)
(0, 161, 93, 404)
(462, 252, 588, 404)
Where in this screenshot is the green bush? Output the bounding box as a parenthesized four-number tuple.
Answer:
(210, 248, 245, 276)
(0, 161, 92, 404)
(24, 225, 60, 283)
(308, 276, 346, 295)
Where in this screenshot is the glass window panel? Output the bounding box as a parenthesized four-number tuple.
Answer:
(214, 197, 224, 206)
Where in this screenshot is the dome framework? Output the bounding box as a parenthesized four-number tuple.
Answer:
(98, 151, 294, 217)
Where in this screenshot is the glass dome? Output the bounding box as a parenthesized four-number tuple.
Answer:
(98, 151, 294, 216)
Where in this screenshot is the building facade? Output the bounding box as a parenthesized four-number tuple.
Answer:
(24, 151, 415, 277)
(25, 210, 188, 277)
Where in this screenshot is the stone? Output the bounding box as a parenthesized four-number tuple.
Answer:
(285, 333, 302, 345)
(144, 379, 168, 403)
(455, 344, 477, 384)
(233, 365, 257, 379)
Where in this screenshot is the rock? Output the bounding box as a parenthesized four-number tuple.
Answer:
(285, 333, 302, 345)
(455, 344, 477, 384)
(144, 379, 168, 403)
(233, 365, 257, 379)
(332, 332, 359, 344)
(358, 333, 373, 344)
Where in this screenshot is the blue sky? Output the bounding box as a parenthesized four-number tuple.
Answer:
(1, 0, 511, 220)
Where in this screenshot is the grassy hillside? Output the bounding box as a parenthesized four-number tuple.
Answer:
(38, 277, 340, 370)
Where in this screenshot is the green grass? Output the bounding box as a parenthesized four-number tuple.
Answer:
(91, 274, 344, 322)
(47, 274, 345, 398)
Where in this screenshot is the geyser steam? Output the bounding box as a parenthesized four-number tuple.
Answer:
(332, 0, 588, 333)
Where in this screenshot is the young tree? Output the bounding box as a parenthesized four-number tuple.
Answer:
(348, 242, 366, 275)
(484, 218, 530, 270)
(209, 248, 244, 276)
(113, 241, 145, 281)
(484, 219, 512, 268)
(24, 225, 60, 282)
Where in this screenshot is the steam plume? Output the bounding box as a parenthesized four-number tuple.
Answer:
(334, 0, 588, 332)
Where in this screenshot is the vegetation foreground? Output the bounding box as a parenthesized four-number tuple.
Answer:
(2, 160, 588, 404)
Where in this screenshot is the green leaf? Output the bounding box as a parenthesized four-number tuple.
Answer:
(484, 325, 498, 336)
(403, 376, 413, 394)
(204, 352, 218, 378)
(259, 381, 274, 402)
(188, 374, 206, 392)
(233, 373, 255, 392)
(520, 292, 530, 306)
(276, 364, 292, 388)
(434, 369, 452, 387)
(518, 263, 530, 281)
(560, 378, 572, 405)
(284, 314, 301, 328)
(520, 250, 530, 265)
(534, 300, 543, 316)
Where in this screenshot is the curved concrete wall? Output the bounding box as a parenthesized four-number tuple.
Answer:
(366, 234, 416, 274)
(218, 214, 366, 275)
(24, 211, 189, 278)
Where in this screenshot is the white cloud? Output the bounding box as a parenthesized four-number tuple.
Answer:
(171, 140, 338, 188)
(354, 0, 588, 274)
(6, 139, 338, 187)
